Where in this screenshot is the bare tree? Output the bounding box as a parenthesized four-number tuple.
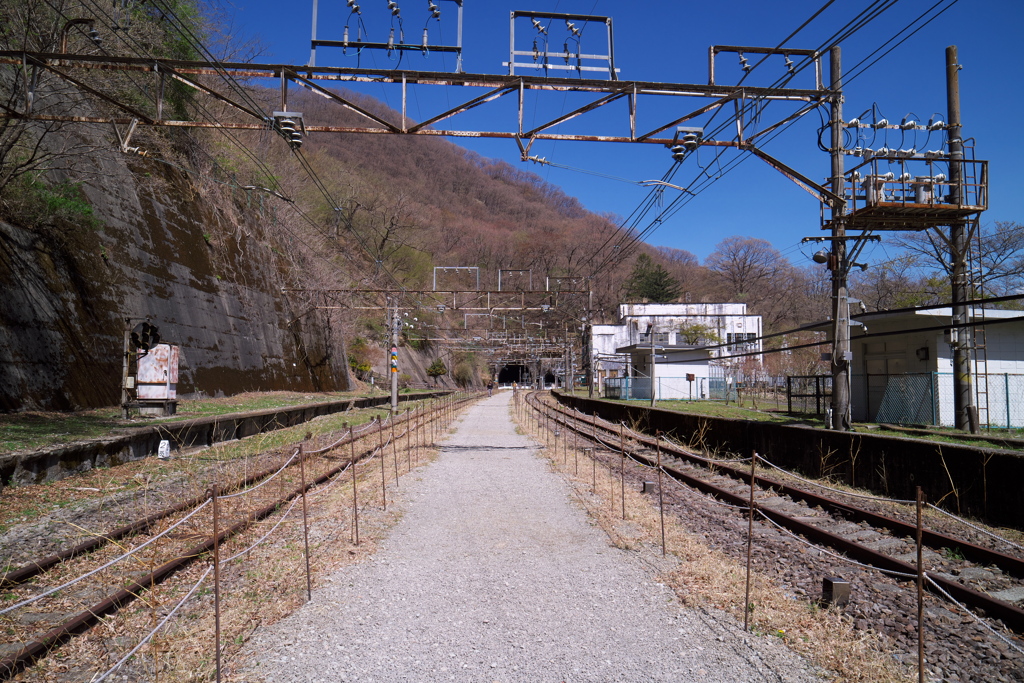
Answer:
(891, 222, 1024, 299)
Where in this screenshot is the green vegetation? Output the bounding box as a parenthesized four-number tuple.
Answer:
(609, 398, 814, 425)
(622, 253, 681, 302)
(426, 358, 448, 385)
(0, 177, 103, 232)
(604, 397, 1024, 450)
(677, 321, 722, 345)
(0, 390, 425, 453)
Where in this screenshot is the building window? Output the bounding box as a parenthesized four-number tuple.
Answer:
(638, 332, 670, 343)
(727, 332, 758, 353)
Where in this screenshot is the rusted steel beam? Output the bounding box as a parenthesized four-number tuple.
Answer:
(522, 89, 630, 139)
(288, 70, 401, 132)
(407, 83, 518, 133)
(0, 51, 828, 99)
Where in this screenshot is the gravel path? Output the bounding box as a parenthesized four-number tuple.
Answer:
(239, 392, 822, 682)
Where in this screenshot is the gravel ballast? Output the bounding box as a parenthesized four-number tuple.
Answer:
(239, 392, 822, 682)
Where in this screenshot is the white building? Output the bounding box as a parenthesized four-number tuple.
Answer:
(591, 302, 762, 397)
(851, 308, 1024, 427)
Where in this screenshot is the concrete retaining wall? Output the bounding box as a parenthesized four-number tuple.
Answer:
(556, 393, 1024, 530)
(0, 392, 446, 490)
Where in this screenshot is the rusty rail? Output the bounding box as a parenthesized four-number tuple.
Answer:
(526, 393, 1024, 634)
(0, 395, 480, 680)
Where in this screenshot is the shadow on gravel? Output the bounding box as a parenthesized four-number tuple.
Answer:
(439, 445, 536, 451)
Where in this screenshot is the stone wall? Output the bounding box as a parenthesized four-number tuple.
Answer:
(0, 145, 350, 411)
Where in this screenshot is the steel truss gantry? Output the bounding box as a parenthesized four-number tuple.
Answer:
(1, 45, 892, 422)
(0, 50, 829, 166)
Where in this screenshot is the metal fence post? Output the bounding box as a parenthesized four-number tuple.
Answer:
(1006, 373, 1011, 428)
(378, 418, 387, 511)
(348, 423, 359, 546)
(390, 417, 399, 485)
(299, 443, 312, 602)
(211, 485, 222, 683)
(916, 486, 926, 683)
(619, 423, 626, 520)
(656, 432, 665, 557)
(744, 452, 756, 632)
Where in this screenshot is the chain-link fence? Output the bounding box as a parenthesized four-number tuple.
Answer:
(855, 372, 1024, 428)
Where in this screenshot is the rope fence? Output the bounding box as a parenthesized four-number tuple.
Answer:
(0, 499, 211, 615)
(519, 393, 1024, 682)
(0, 393, 476, 683)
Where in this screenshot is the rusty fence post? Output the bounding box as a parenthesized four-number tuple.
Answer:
(390, 416, 399, 485)
(744, 452, 757, 632)
(406, 408, 412, 473)
(347, 423, 359, 547)
(211, 485, 222, 683)
(917, 486, 926, 683)
(656, 432, 665, 557)
(619, 423, 626, 520)
(378, 418, 387, 511)
(563, 413, 568, 464)
(299, 443, 312, 602)
(590, 447, 596, 493)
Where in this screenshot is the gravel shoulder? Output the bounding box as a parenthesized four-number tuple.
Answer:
(238, 392, 823, 682)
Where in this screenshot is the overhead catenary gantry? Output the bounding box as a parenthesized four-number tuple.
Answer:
(1, 9, 987, 428)
(0, 49, 828, 160)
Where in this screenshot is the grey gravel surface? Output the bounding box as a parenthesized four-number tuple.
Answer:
(239, 392, 822, 682)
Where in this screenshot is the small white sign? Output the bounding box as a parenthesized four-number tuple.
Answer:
(157, 440, 171, 459)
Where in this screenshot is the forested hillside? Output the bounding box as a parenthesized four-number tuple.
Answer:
(3, 0, 1019, 411)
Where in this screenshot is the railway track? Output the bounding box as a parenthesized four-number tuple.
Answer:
(0, 395, 474, 680)
(524, 392, 1024, 635)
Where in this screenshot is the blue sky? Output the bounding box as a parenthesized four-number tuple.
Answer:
(224, 0, 1023, 265)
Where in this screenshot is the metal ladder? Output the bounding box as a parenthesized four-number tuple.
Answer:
(967, 216, 990, 428)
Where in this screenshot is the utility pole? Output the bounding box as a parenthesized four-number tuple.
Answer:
(648, 323, 657, 408)
(828, 45, 851, 431)
(947, 45, 976, 432)
(390, 302, 399, 411)
(585, 320, 594, 398)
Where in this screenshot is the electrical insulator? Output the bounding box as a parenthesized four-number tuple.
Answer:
(738, 53, 750, 72)
(671, 145, 686, 162)
(387, 27, 395, 52)
(874, 118, 888, 128)
(388, 1, 400, 16)
(422, 28, 429, 50)
(278, 118, 296, 135)
(784, 53, 794, 73)
(343, 25, 349, 47)
(563, 43, 571, 65)
(428, 1, 439, 18)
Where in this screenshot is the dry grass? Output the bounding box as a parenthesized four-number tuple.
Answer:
(518, 397, 911, 683)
